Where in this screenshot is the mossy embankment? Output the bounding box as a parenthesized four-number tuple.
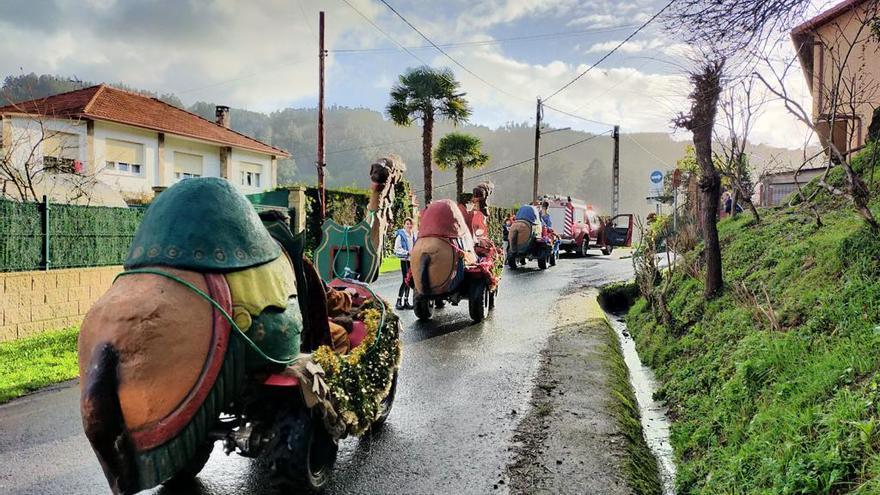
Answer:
(626, 181, 880, 493)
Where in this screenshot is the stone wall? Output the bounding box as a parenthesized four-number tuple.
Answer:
(0, 266, 120, 342)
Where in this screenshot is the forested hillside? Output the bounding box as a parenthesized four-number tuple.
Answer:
(3, 73, 807, 217)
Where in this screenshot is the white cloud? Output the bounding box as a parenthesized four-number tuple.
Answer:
(0, 0, 816, 150)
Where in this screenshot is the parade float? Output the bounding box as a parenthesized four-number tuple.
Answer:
(409, 182, 502, 323)
(506, 204, 560, 270)
(77, 157, 405, 494)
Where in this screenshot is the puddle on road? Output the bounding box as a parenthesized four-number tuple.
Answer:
(605, 311, 676, 495)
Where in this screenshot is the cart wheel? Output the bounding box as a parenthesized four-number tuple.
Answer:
(469, 281, 487, 323)
(162, 441, 214, 488)
(372, 370, 398, 430)
(537, 257, 547, 270)
(488, 289, 496, 310)
(268, 408, 338, 493)
(602, 246, 613, 255)
(414, 297, 433, 320)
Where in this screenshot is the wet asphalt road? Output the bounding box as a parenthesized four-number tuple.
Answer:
(0, 252, 635, 495)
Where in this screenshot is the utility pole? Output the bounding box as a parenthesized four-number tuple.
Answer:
(612, 125, 620, 218)
(532, 97, 542, 202)
(317, 11, 327, 219)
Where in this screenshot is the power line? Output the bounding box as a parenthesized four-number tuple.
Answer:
(416, 131, 612, 193)
(330, 24, 639, 53)
(290, 137, 421, 161)
(542, 103, 616, 127)
(378, 0, 530, 104)
(542, 0, 676, 103)
(340, 0, 435, 67)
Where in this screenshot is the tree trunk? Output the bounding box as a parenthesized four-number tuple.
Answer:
(683, 61, 725, 299)
(697, 151, 723, 297)
(455, 161, 464, 201)
(422, 113, 434, 205)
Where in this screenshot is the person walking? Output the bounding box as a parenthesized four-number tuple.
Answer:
(393, 217, 416, 310)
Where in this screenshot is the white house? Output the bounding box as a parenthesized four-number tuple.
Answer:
(0, 84, 288, 201)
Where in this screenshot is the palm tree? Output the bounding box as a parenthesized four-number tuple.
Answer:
(434, 132, 490, 200)
(387, 66, 471, 204)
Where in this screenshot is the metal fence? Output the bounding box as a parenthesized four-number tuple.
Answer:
(0, 197, 146, 272)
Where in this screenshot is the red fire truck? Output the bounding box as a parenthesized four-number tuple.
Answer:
(542, 195, 634, 256)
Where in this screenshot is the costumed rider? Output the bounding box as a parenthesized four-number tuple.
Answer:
(468, 181, 495, 257)
(540, 200, 553, 229)
(393, 217, 416, 310)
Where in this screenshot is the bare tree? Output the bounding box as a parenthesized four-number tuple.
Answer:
(715, 76, 765, 222)
(755, 1, 880, 231)
(666, 0, 813, 53)
(674, 59, 726, 298)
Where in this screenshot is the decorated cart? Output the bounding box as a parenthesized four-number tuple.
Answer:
(78, 157, 405, 494)
(506, 204, 560, 270)
(409, 182, 503, 323)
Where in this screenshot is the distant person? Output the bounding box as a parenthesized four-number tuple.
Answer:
(723, 192, 743, 217)
(393, 218, 416, 310)
(540, 201, 553, 229)
(502, 212, 515, 254)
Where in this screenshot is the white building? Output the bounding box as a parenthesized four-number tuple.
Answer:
(0, 84, 288, 202)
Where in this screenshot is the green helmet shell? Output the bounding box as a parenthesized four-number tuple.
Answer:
(125, 178, 281, 272)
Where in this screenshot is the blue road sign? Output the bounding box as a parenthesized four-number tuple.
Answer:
(650, 170, 663, 184)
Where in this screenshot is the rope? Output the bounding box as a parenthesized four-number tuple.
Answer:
(115, 269, 298, 365)
(330, 210, 387, 354)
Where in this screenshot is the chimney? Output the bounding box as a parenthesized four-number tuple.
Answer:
(215, 105, 230, 128)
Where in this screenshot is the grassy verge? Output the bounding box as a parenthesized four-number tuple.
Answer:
(0, 327, 79, 404)
(379, 255, 401, 275)
(627, 202, 880, 493)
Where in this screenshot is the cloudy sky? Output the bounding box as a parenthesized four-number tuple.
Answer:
(0, 0, 838, 149)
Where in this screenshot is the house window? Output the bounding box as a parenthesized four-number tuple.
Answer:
(174, 151, 204, 180)
(42, 131, 80, 174)
(105, 139, 145, 176)
(240, 161, 263, 188)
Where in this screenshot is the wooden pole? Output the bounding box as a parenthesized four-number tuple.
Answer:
(532, 97, 542, 202)
(612, 125, 620, 217)
(317, 11, 327, 219)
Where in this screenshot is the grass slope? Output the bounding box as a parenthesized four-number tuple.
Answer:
(628, 198, 880, 493)
(0, 327, 79, 403)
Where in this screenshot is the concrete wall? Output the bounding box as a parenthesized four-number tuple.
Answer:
(230, 148, 273, 194)
(809, 3, 880, 151)
(0, 266, 120, 342)
(93, 121, 159, 199)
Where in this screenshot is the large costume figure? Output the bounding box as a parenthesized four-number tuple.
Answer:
(78, 158, 405, 494)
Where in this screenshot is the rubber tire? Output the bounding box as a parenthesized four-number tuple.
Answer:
(414, 297, 433, 320)
(602, 246, 613, 255)
(488, 289, 496, 311)
(162, 441, 214, 487)
(537, 257, 547, 270)
(469, 281, 487, 323)
(372, 370, 398, 430)
(268, 408, 338, 493)
(580, 238, 590, 257)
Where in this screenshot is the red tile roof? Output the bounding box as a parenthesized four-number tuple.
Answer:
(791, 0, 867, 35)
(0, 84, 289, 157)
